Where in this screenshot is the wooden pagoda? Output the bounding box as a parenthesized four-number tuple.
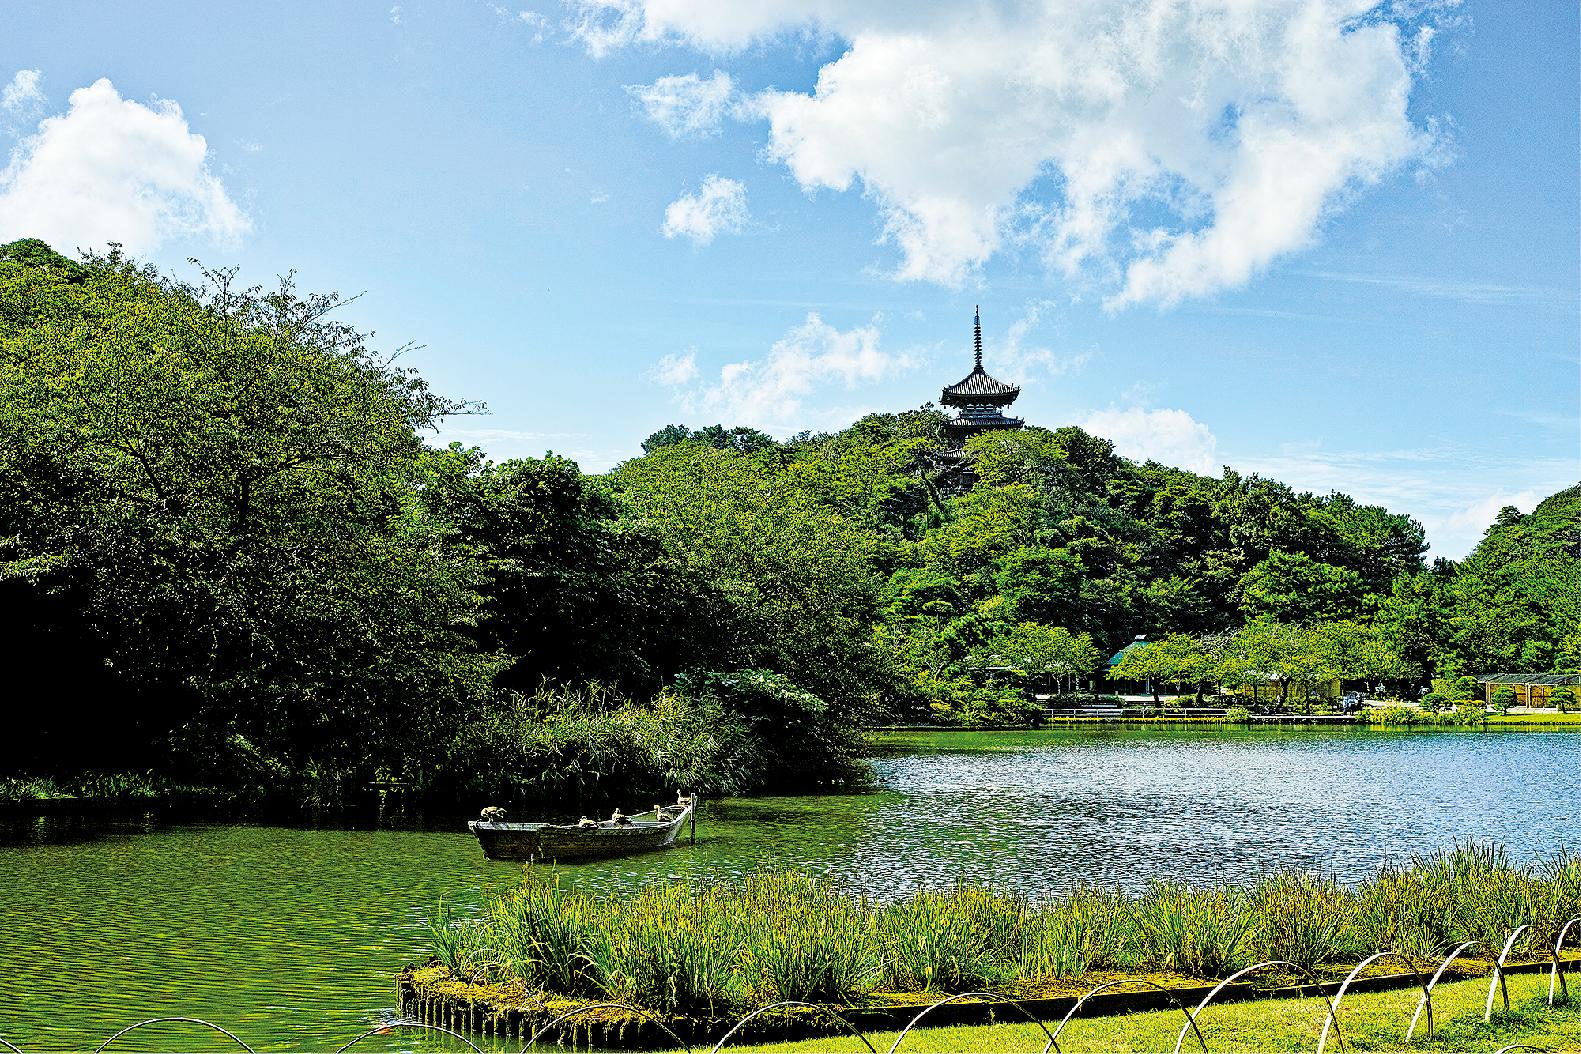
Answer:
(941, 307, 1024, 444)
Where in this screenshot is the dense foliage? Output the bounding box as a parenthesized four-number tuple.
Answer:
(2, 242, 1575, 803)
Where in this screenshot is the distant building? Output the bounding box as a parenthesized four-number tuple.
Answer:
(1476, 673, 1581, 707)
(940, 307, 1024, 445)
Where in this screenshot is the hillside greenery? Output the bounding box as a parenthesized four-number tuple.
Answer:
(2, 242, 1575, 806)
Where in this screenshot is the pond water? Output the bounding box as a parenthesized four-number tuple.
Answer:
(0, 728, 1576, 1051)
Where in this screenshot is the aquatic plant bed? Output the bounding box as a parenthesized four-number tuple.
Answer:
(411, 843, 1578, 1046)
(397, 961, 1563, 1048)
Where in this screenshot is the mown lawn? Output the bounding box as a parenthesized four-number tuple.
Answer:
(715, 971, 1579, 1053)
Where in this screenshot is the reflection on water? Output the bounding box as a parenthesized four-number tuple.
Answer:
(0, 728, 1575, 1050)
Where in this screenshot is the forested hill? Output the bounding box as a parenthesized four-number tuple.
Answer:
(2, 241, 1575, 804)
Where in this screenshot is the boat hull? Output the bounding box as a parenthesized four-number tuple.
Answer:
(468, 804, 693, 862)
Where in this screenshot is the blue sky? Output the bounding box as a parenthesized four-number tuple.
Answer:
(1, 0, 1575, 558)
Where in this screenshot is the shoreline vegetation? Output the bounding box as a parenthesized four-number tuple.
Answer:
(3, 240, 1577, 813)
(420, 844, 1578, 1013)
(408, 843, 1579, 1046)
(6, 711, 1575, 811)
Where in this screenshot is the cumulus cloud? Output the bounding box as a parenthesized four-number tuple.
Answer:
(672, 313, 911, 433)
(653, 348, 699, 386)
(1, 69, 44, 117)
(992, 300, 1090, 383)
(629, 70, 735, 138)
(1080, 406, 1219, 475)
(0, 78, 249, 255)
(572, 0, 1450, 304)
(662, 174, 747, 245)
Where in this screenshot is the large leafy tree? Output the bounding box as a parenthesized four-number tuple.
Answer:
(0, 243, 499, 782)
(605, 440, 886, 712)
(1237, 550, 1365, 623)
(422, 447, 727, 696)
(1446, 486, 1581, 672)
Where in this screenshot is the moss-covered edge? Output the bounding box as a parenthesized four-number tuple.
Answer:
(398, 958, 1557, 1050)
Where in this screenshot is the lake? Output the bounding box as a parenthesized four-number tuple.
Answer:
(0, 728, 1576, 1051)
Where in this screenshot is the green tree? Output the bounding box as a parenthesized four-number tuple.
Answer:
(989, 622, 1100, 691)
(606, 440, 885, 713)
(1237, 550, 1364, 623)
(1110, 632, 1226, 703)
(1445, 486, 1581, 673)
(641, 423, 777, 454)
(0, 245, 499, 786)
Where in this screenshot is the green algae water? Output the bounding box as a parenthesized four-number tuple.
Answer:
(1, 728, 1577, 1051)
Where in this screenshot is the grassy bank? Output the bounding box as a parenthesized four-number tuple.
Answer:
(722, 972, 1581, 1053)
(424, 843, 1579, 1016)
(873, 709, 1581, 736)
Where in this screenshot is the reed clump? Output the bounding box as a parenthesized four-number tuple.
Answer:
(426, 841, 1581, 1014)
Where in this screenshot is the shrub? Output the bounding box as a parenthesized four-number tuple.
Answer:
(681, 668, 867, 789)
(1451, 675, 1481, 701)
(1224, 705, 1251, 724)
(597, 883, 746, 1014)
(1490, 687, 1517, 711)
(737, 872, 877, 1004)
(1550, 686, 1577, 712)
(1421, 691, 1447, 708)
(428, 843, 1581, 1011)
(439, 683, 747, 805)
(922, 675, 1042, 727)
(484, 878, 606, 995)
(1365, 705, 1422, 727)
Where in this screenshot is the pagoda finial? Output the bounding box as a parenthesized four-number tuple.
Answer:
(973, 305, 983, 369)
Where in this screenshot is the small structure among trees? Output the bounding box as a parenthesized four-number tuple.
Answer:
(1475, 673, 1581, 708)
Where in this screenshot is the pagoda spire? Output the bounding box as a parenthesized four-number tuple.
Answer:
(973, 305, 983, 369)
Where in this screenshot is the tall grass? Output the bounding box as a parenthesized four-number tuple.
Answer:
(1131, 882, 1256, 977)
(1026, 887, 1127, 978)
(1249, 871, 1359, 968)
(427, 842, 1581, 1014)
(875, 885, 1028, 991)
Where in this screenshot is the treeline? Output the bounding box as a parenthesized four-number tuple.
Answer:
(1, 242, 1575, 804)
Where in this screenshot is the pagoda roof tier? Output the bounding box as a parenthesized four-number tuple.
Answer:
(941, 305, 1020, 406)
(944, 413, 1024, 431)
(941, 365, 1020, 404)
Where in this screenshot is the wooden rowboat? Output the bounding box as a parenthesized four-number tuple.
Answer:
(468, 796, 696, 862)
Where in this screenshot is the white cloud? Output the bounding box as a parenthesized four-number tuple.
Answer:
(0, 78, 249, 255)
(492, 6, 550, 40)
(1, 69, 44, 116)
(662, 174, 747, 245)
(991, 300, 1090, 383)
(673, 313, 911, 434)
(653, 348, 698, 386)
(1443, 490, 1544, 536)
(629, 70, 735, 138)
(388, 5, 402, 25)
(1080, 406, 1219, 475)
(573, 0, 1450, 305)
